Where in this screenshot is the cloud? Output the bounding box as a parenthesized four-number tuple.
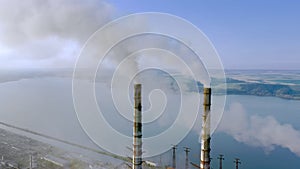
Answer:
(0, 1, 210, 88)
(218, 102, 300, 156)
(0, 0, 114, 68)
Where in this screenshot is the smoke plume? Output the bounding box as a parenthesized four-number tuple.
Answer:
(218, 102, 300, 156)
(0, 0, 114, 68)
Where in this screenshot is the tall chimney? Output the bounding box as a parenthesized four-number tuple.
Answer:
(200, 88, 211, 169)
(133, 84, 142, 169)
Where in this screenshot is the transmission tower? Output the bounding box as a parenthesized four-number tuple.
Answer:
(184, 147, 191, 169)
(234, 158, 241, 169)
(172, 145, 177, 169)
(217, 154, 224, 169)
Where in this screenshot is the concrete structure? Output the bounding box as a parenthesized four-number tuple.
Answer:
(200, 88, 211, 169)
(133, 84, 143, 169)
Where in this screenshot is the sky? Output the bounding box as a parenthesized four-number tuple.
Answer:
(0, 0, 299, 70)
(107, 0, 300, 70)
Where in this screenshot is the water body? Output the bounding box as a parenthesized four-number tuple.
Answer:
(0, 77, 299, 168)
(182, 95, 300, 169)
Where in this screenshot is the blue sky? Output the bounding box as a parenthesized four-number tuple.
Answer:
(108, 0, 300, 70)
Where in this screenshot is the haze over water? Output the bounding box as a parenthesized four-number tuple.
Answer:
(0, 70, 299, 169)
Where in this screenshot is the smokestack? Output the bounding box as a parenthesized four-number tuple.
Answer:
(200, 88, 211, 169)
(133, 84, 142, 169)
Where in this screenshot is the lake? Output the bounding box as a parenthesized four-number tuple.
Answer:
(0, 77, 299, 168)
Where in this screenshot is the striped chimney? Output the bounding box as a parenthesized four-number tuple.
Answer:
(200, 88, 211, 169)
(133, 84, 142, 169)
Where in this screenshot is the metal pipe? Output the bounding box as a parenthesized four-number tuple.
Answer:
(133, 84, 142, 169)
(200, 88, 211, 169)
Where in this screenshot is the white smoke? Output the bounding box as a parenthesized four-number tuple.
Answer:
(218, 102, 300, 156)
(0, 0, 114, 68)
(0, 0, 209, 86)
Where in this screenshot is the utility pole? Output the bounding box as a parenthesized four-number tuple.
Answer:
(217, 155, 224, 169)
(29, 155, 32, 169)
(234, 158, 241, 169)
(159, 154, 162, 167)
(184, 147, 190, 169)
(172, 145, 177, 169)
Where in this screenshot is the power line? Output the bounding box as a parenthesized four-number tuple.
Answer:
(0, 121, 127, 162)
